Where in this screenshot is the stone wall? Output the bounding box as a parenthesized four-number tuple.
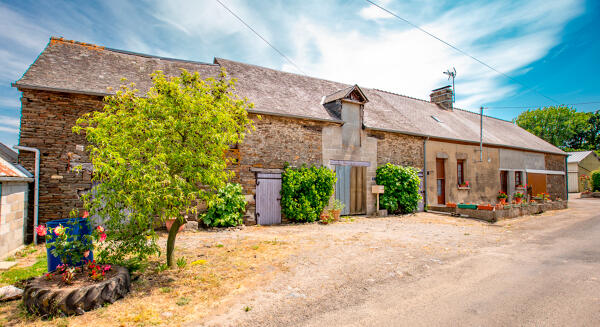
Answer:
(18, 90, 99, 233)
(238, 114, 328, 224)
(545, 153, 567, 200)
(368, 131, 424, 168)
(0, 182, 28, 258)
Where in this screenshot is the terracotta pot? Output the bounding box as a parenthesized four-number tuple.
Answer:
(515, 197, 522, 204)
(166, 218, 185, 233)
(499, 198, 506, 204)
(329, 209, 341, 221)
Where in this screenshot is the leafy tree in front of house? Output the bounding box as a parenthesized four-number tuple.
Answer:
(375, 163, 422, 214)
(280, 165, 336, 223)
(73, 69, 254, 268)
(566, 110, 600, 152)
(513, 106, 591, 150)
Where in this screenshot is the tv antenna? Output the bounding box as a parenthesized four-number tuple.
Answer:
(443, 67, 456, 103)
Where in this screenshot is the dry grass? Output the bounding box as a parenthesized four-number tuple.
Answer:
(0, 231, 299, 327)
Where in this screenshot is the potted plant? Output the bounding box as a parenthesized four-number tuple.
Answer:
(446, 202, 457, 208)
(320, 211, 333, 224)
(477, 203, 494, 211)
(28, 216, 130, 316)
(458, 181, 470, 188)
(497, 191, 508, 204)
(329, 199, 345, 222)
(166, 217, 186, 233)
(514, 191, 524, 204)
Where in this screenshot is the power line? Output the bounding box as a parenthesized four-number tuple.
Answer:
(365, 0, 561, 104)
(214, 0, 306, 75)
(484, 101, 600, 109)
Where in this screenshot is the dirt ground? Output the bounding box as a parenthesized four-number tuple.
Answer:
(1, 198, 591, 326)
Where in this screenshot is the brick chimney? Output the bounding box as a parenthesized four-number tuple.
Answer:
(430, 86, 453, 111)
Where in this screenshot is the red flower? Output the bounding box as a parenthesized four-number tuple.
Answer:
(35, 225, 47, 237)
(82, 211, 89, 218)
(96, 225, 105, 233)
(99, 233, 107, 242)
(54, 225, 65, 236)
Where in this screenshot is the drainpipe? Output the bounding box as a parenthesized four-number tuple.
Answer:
(565, 156, 568, 201)
(14, 146, 40, 245)
(479, 106, 483, 162)
(423, 137, 429, 211)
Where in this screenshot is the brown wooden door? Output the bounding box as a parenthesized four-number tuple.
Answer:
(350, 166, 366, 214)
(500, 171, 508, 193)
(528, 173, 547, 196)
(436, 159, 446, 204)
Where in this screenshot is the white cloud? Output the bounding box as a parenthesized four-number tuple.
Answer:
(359, 0, 394, 20)
(0, 115, 20, 127)
(284, 0, 583, 111)
(0, 97, 20, 108)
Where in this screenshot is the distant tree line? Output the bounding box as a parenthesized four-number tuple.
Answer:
(513, 106, 600, 155)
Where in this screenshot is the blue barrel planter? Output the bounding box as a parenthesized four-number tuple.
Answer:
(45, 217, 94, 272)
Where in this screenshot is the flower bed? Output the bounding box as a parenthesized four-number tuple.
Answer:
(454, 200, 568, 222)
(23, 265, 130, 317)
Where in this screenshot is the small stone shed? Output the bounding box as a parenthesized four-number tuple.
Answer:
(0, 143, 33, 259)
(12, 37, 567, 231)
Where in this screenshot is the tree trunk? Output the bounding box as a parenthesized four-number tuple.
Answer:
(166, 218, 183, 267)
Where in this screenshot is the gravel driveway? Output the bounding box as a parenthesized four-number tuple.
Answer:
(186, 201, 578, 326)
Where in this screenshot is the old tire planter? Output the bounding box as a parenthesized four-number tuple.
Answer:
(23, 265, 130, 317)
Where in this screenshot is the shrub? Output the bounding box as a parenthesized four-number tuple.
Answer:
(281, 165, 336, 222)
(202, 183, 247, 227)
(592, 170, 600, 192)
(375, 163, 422, 214)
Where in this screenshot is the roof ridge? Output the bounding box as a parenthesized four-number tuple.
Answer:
(452, 106, 513, 124)
(49, 36, 218, 67)
(214, 57, 351, 87)
(370, 88, 432, 104)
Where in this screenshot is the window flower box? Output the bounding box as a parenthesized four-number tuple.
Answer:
(477, 204, 494, 211)
(457, 186, 471, 190)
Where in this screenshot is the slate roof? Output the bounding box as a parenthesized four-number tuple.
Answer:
(567, 151, 596, 163)
(15, 38, 221, 96)
(14, 37, 565, 155)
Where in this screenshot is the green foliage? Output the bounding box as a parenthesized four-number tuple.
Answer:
(176, 257, 187, 269)
(0, 258, 46, 287)
(330, 199, 345, 211)
(280, 165, 336, 223)
(592, 170, 600, 192)
(513, 106, 594, 150)
(201, 183, 247, 227)
(375, 163, 422, 214)
(73, 69, 254, 266)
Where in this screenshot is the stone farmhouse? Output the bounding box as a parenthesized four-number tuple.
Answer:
(12, 37, 567, 229)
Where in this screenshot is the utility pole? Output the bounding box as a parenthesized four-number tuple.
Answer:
(480, 106, 484, 162)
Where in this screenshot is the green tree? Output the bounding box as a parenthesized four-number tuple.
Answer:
(568, 110, 600, 151)
(73, 69, 254, 267)
(513, 106, 590, 149)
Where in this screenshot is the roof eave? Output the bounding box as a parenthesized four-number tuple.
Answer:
(364, 126, 567, 156)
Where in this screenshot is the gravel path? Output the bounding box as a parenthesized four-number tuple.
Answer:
(194, 197, 599, 327)
(189, 209, 526, 326)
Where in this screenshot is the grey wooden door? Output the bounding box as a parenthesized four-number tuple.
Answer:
(335, 165, 351, 215)
(256, 173, 282, 225)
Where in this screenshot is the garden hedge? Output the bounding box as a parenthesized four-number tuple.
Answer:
(592, 170, 600, 192)
(375, 163, 422, 214)
(201, 183, 247, 227)
(281, 165, 336, 222)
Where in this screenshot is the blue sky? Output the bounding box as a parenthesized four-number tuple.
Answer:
(0, 0, 598, 147)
